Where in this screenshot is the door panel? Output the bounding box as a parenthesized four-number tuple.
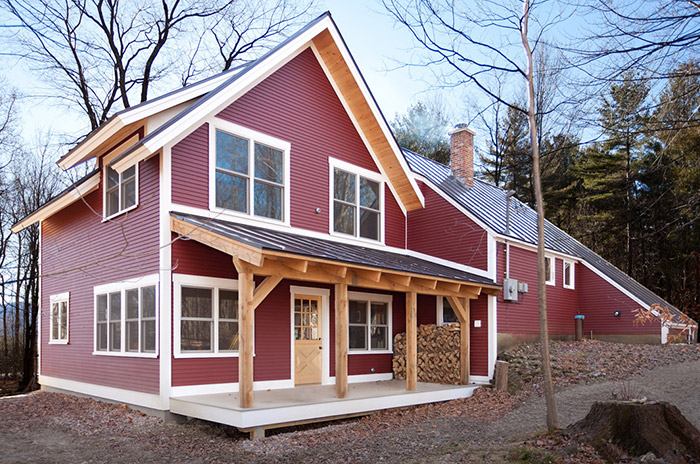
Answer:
(294, 295, 322, 385)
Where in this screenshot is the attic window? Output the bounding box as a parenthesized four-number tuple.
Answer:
(105, 164, 137, 218)
(211, 120, 290, 224)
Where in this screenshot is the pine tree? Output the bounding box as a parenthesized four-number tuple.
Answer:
(392, 101, 451, 165)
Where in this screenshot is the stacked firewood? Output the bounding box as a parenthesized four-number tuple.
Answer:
(392, 323, 461, 385)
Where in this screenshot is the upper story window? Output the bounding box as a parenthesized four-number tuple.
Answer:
(563, 260, 575, 289)
(330, 159, 383, 242)
(94, 274, 158, 357)
(348, 291, 392, 353)
(211, 120, 290, 224)
(103, 134, 140, 219)
(545, 256, 555, 286)
(50, 293, 69, 344)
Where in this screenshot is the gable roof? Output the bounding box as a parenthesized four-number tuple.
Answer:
(107, 12, 424, 211)
(404, 149, 694, 324)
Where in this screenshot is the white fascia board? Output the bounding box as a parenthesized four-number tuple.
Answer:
(325, 25, 424, 209)
(57, 119, 125, 170)
(494, 235, 582, 263)
(111, 18, 335, 174)
(11, 174, 100, 233)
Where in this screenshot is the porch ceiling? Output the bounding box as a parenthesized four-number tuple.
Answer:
(170, 212, 500, 299)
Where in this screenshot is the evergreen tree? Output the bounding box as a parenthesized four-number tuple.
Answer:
(392, 101, 451, 165)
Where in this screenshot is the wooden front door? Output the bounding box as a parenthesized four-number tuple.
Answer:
(294, 295, 322, 385)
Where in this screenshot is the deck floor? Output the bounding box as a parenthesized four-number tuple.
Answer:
(170, 380, 479, 430)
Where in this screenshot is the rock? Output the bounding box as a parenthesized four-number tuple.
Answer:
(568, 400, 700, 464)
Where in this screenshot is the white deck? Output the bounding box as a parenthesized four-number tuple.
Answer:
(170, 380, 479, 430)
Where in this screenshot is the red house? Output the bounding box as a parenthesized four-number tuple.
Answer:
(11, 12, 694, 436)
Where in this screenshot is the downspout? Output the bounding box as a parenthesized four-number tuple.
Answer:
(505, 191, 516, 279)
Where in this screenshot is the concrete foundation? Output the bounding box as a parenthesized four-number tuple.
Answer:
(497, 332, 660, 352)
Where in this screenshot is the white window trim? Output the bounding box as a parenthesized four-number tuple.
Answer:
(102, 134, 140, 221)
(328, 157, 385, 245)
(563, 260, 575, 290)
(173, 273, 248, 358)
(436, 296, 459, 327)
(545, 255, 556, 286)
(208, 118, 291, 227)
(93, 274, 159, 358)
(347, 290, 392, 354)
(49, 292, 69, 344)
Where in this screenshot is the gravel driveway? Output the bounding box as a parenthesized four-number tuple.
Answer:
(2, 358, 699, 463)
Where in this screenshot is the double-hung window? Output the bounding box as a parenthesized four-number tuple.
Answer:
(105, 165, 137, 217)
(348, 292, 392, 352)
(213, 122, 289, 223)
(94, 275, 158, 356)
(175, 275, 240, 357)
(50, 293, 69, 344)
(332, 164, 382, 241)
(545, 256, 556, 286)
(563, 260, 575, 289)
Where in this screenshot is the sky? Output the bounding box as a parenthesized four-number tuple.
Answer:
(5, 1, 441, 151)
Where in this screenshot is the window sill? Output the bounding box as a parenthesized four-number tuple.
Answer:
(49, 339, 69, 345)
(329, 230, 384, 247)
(209, 206, 290, 228)
(348, 350, 393, 355)
(563, 285, 575, 290)
(545, 281, 555, 287)
(102, 203, 139, 222)
(92, 351, 158, 358)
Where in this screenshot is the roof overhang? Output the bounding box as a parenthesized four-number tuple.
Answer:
(170, 214, 500, 299)
(109, 14, 424, 211)
(11, 172, 100, 233)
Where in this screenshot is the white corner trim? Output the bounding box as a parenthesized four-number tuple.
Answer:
(487, 295, 497, 380)
(39, 375, 165, 410)
(159, 144, 173, 408)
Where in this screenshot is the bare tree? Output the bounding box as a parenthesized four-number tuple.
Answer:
(384, 0, 562, 430)
(1, 0, 316, 132)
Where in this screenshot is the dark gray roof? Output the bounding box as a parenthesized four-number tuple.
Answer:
(403, 149, 692, 322)
(172, 212, 498, 287)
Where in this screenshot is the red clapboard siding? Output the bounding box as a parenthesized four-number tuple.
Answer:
(417, 294, 437, 326)
(408, 181, 488, 270)
(171, 123, 209, 208)
(171, 233, 238, 279)
(470, 294, 489, 376)
(170, 48, 406, 247)
(577, 265, 659, 335)
(40, 155, 161, 394)
(496, 243, 579, 335)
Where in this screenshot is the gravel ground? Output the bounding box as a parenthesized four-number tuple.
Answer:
(2, 341, 699, 463)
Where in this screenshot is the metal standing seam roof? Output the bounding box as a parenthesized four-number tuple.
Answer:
(403, 149, 693, 323)
(171, 212, 497, 287)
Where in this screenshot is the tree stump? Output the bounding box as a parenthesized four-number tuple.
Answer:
(494, 360, 508, 392)
(567, 400, 700, 463)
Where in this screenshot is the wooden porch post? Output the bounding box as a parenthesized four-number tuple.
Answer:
(238, 270, 255, 408)
(335, 283, 348, 398)
(406, 291, 417, 391)
(460, 298, 470, 385)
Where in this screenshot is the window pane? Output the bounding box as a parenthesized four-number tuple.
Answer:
(443, 298, 459, 323)
(121, 178, 136, 209)
(107, 188, 119, 216)
(96, 294, 107, 321)
(219, 321, 239, 351)
(349, 301, 367, 324)
(142, 320, 156, 353)
(360, 178, 379, 209)
(253, 182, 282, 220)
(127, 320, 139, 352)
(122, 166, 136, 180)
(349, 325, 367, 349)
(97, 323, 107, 351)
(333, 202, 355, 235)
(126, 289, 138, 319)
(334, 169, 355, 202)
(254, 143, 283, 183)
(215, 171, 248, 212)
(181, 320, 212, 351)
(106, 166, 119, 189)
(564, 263, 571, 286)
(109, 322, 121, 351)
(51, 303, 59, 339)
(216, 131, 248, 174)
(545, 258, 552, 280)
(371, 326, 387, 350)
(371, 303, 387, 325)
(181, 287, 212, 318)
(109, 292, 121, 321)
(141, 286, 156, 318)
(60, 302, 68, 339)
(360, 209, 379, 240)
(219, 290, 238, 320)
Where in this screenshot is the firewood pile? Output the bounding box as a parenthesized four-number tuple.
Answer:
(392, 323, 461, 385)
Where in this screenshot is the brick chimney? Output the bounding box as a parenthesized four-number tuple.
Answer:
(450, 123, 475, 187)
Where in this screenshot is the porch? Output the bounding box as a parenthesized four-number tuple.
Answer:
(170, 380, 480, 438)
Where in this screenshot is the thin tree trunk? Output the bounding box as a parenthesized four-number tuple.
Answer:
(521, 0, 558, 431)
